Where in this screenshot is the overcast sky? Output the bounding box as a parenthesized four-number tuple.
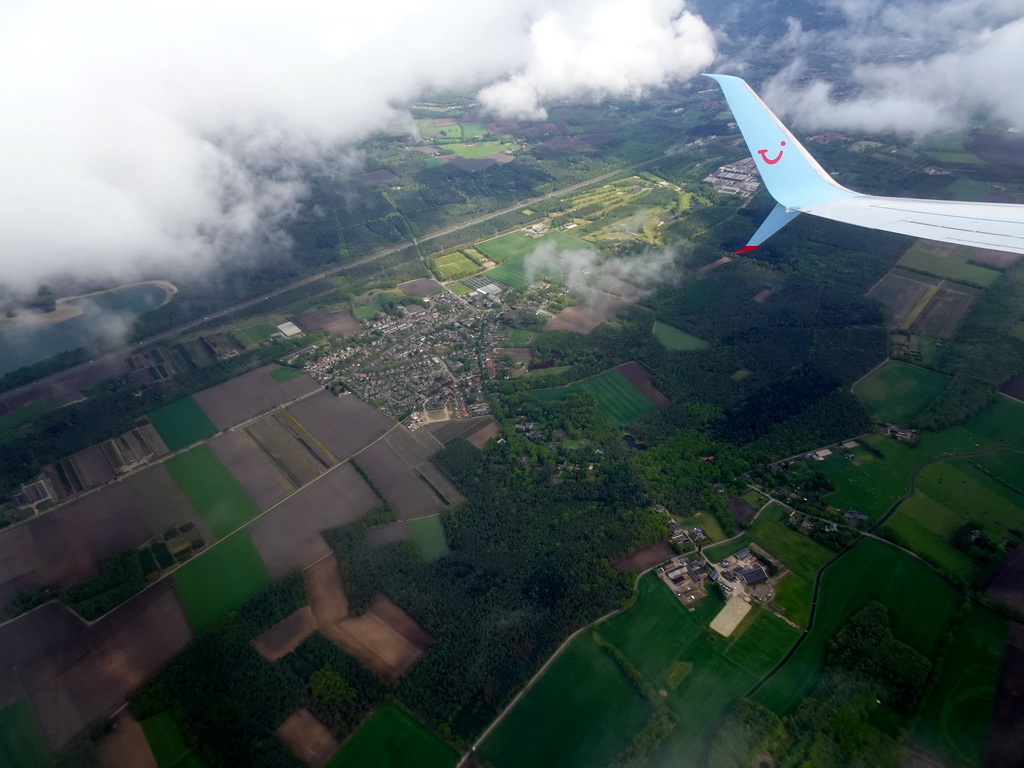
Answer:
(1, 0, 1021, 297)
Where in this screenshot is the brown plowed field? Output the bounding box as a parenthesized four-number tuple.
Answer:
(293, 309, 361, 335)
(304, 556, 432, 682)
(610, 540, 675, 574)
(867, 272, 933, 327)
(970, 249, 1022, 269)
(545, 290, 628, 333)
(0, 485, 153, 616)
(121, 464, 204, 539)
(209, 431, 293, 510)
(726, 497, 758, 527)
(983, 622, 1024, 768)
(367, 522, 411, 546)
(249, 463, 380, 578)
(262, 414, 333, 476)
(277, 709, 339, 768)
(616, 361, 670, 407)
(71, 444, 116, 488)
(286, 392, 393, 461)
(398, 278, 443, 297)
(383, 426, 440, 467)
(417, 463, 467, 506)
(986, 545, 1024, 614)
(252, 606, 317, 661)
(908, 287, 976, 338)
(0, 582, 192, 749)
(193, 364, 319, 429)
(425, 415, 491, 444)
(466, 418, 500, 449)
(1001, 373, 1024, 401)
(96, 711, 159, 768)
(355, 442, 443, 521)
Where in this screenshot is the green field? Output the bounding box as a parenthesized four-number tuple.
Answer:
(926, 150, 985, 166)
(269, 366, 305, 383)
(432, 252, 481, 280)
(818, 400, 1020, 522)
(148, 397, 218, 451)
(445, 142, 505, 158)
(165, 446, 261, 539)
(746, 504, 835, 581)
(899, 246, 999, 286)
(753, 538, 959, 715)
(652, 321, 708, 351)
(506, 329, 534, 346)
(232, 323, 278, 347)
(853, 361, 949, 423)
(408, 515, 450, 562)
(353, 303, 380, 321)
(326, 702, 458, 768)
(704, 536, 751, 562)
(447, 281, 474, 295)
(172, 531, 272, 635)
(772, 573, 813, 626)
(0, 700, 48, 768)
(479, 633, 652, 768)
(881, 453, 1024, 584)
(947, 178, 995, 202)
(475, 230, 589, 264)
(141, 711, 208, 768)
(915, 606, 1007, 768)
(602, 576, 799, 767)
(0, 397, 53, 446)
(533, 368, 659, 424)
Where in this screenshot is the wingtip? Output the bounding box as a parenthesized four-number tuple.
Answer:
(733, 245, 760, 254)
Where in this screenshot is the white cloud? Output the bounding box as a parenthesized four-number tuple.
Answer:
(754, 1, 1024, 136)
(0, 0, 715, 295)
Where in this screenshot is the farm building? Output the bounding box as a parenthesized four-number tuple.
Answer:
(736, 566, 768, 585)
(276, 321, 303, 338)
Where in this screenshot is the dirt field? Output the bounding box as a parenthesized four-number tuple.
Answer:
(252, 606, 317, 661)
(304, 556, 432, 682)
(355, 442, 444, 520)
(292, 308, 361, 335)
(398, 278, 443, 297)
(416, 463, 467, 506)
(985, 545, 1024, 613)
(286, 392, 393, 461)
(616, 361, 670, 407)
(425, 415, 491, 444)
(383, 425, 442, 467)
(121, 464, 207, 540)
(277, 709, 340, 768)
(193, 364, 319, 430)
(709, 597, 752, 637)
(545, 290, 628, 333)
(866, 271, 977, 337)
(970, 249, 1023, 269)
(0, 485, 153, 616)
(610, 539, 675, 574)
(248, 462, 381, 578)
(726, 497, 758, 527)
(466, 418, 501, 449)
(96, 710, 158, 768)
(71, 444, 116, 488)
(867, 272, 934, 327)
(909, 286, 977, 338)
(209, 431, 293, 510)
(983, 621, 1024, 767)
(0, 582, 192, 749)
(753, 288, 773, 303)
(367, 522, 411, 546)
(1001, 374, 1024, 401)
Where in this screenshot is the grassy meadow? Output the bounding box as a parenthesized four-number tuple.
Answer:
(652, 321, 708, 351)
(165, 445, 261, 539)
(148, 397, 218, 452)
(853, 361, 948, 423)
(533, 368, 659, 424)
(753, 538, 960, 715)
(408, 514, 451, 562)
(746, 504, 835, 581)
(172, 532, 272, 635)
(324, 703, 452, 768)
(0, 700, 48, 768)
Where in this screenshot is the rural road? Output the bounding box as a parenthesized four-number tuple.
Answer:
(0, 148, 691, 407)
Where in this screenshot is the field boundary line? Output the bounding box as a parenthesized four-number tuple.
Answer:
(459, 563, 663, 766)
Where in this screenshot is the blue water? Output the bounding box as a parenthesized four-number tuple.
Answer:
(0, 284, 170, 376)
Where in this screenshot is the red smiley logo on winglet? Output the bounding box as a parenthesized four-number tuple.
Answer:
(757, 141, 786, 165)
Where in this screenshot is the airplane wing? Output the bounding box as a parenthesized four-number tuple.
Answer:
(705, 74, 1024, 255)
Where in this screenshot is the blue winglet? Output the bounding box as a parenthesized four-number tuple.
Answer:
(735, 203, 801, 253)
(704, 74, 855, 210)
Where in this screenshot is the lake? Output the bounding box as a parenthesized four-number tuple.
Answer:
(0, 283, 171, 376)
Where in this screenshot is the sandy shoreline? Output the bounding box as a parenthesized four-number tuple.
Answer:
(0, 280, 178, 328)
